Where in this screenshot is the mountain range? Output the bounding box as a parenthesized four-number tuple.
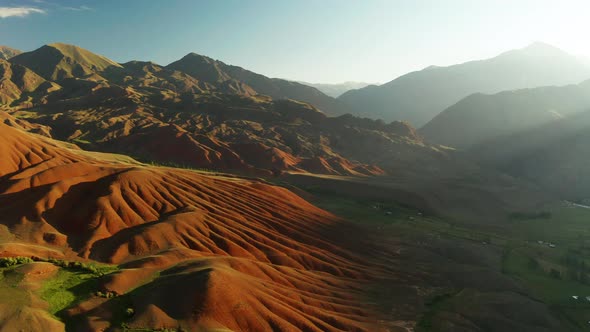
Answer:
(421, 80, 590, 148)
(3, 43, 438, 178)
(3, 40, 590, 331)
(338, 42, 590, 126)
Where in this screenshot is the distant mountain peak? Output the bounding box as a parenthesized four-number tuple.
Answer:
(10, 42, 121, 81)
(180, 52, 216, 62)
(518, 41, 567, 56)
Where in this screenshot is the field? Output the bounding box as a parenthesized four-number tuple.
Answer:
(303, 184, 590, 331)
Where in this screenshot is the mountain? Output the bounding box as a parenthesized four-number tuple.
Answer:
(167, 53, 345, 115)
(4, 44, 439, 177)
(0, 42, 575, 331)
(338, 42, 590, 126)
(10, 43, 122, 81)
(470, 109, 590, 200)
(298, 81, 374, 98)
(0, 59, 60, 105)
(421, 80, 590, 148)
(0, 46, 21, 60)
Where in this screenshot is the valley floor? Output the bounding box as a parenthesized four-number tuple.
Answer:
(289, 174, 590, 331)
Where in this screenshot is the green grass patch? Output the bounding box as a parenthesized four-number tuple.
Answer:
(39, 269, 99, 314)
(0, 266, 30, 307)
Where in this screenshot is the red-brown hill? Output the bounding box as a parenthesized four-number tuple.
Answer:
(0, 121, 387, 331)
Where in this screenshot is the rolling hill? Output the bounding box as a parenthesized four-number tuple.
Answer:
(0, 117, 391, 331)
(338, 42, 590, 126)
(421, 80, 590, 149)
(0, 114, 567, 331)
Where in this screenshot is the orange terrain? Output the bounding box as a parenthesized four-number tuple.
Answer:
(0, 121, 390, 331)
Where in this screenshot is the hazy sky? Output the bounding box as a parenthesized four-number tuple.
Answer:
(1, 0, 590, 83)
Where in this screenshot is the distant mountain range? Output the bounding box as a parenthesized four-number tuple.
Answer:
(471, 109, 590, 200)
(2, 42, 441, 178)
(297, 81, 374, 98)
(338, 42, 590, 126)
(7, 41, 590, 201)
(0, 46, 21, 60)
(416, 76, 590, 199)
(421, 80, 590, 149)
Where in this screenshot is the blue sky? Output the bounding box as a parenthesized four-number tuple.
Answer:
(1, 0, 590, 83)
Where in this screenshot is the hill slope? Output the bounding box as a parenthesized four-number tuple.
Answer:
(0, 59, 60, 106)
(470, 109, 590, 199)
(0, 46, 21, 60)
(338, 42, 590, 126)
(421, 80, 590, 148)
(0, 119, 388, 331)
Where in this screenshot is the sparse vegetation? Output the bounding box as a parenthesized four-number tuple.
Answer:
(0, 256, 33, 267)
(0, 256, 119, 321)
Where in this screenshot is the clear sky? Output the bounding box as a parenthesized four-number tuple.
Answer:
(1, 0, 590, 83)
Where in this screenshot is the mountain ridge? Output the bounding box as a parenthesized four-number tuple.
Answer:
(167, 52, 346, 115)
(420, 80, 590, 148)
(338, 42, 590, 126)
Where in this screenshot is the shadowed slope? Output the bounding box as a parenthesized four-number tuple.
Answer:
(421, 80, 590, 149)
(0, 59, 60, 106)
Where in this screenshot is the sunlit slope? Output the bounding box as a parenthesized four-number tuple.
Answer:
(0, 45, 21, 60)
(167, 52, 344, 115)
(0, 121, 385, 331)
(10, 43, 122, 81)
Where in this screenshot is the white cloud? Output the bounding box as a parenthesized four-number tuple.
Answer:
(0, 7, 45, 18)
(62, 5, 93, 11)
